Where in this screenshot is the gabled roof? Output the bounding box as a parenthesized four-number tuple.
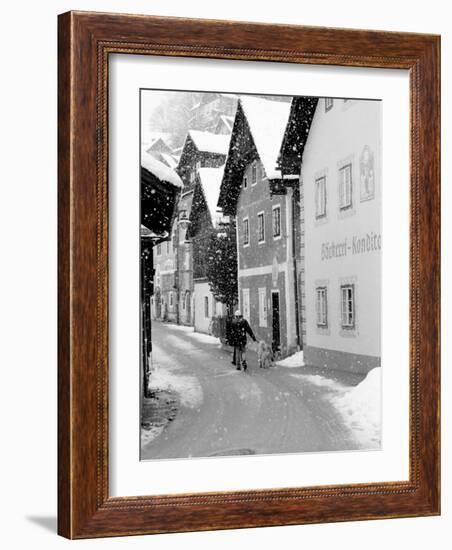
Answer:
(197, 166, 225, 224)
(239, 96, 292, 180)
(159, 152, 179, 169)
(141, 131, 172, 148)
(277, 96, 318, 175)
(188, 130, 230, 156)
(140, 224, 168, 241)
(218, 115, 234, 133)
(141, 148, 183, 188)
(217, 97, 293, 215)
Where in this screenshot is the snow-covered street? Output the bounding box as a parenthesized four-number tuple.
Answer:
(141, 321, 379, 460)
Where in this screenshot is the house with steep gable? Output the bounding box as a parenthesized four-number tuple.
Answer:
(188, 93, 237, 134)
(188, 165, 228, 333)
(141, 131, 174, 156)
(176, 130, 230, 190)
(152, 129, 231, 325)
(140, 149, 182, 387)
(151, 188, 193, 325)
(217, 95, 299, 356)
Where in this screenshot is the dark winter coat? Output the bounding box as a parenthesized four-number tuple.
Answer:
(229, 317, 256, 347)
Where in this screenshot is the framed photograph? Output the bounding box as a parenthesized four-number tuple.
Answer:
(58, 11, 440, 538)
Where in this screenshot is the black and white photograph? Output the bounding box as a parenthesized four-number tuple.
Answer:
(140, 89, 382, 461)
(2, 0, 446, 545)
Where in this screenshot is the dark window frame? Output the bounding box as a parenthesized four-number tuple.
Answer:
(272, 205, 281, 238)
(257, 212, 265, 243)
(243, 217, 250, 246)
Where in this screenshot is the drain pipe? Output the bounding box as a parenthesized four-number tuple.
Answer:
(291, 184, 302, 350)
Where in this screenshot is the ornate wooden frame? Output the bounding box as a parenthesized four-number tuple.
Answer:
(58, 11, 440, 539)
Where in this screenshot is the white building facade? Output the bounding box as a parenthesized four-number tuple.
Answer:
(193, 280, 225, 334)
(301, 98, 381, 373)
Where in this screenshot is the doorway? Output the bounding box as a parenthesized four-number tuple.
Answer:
(271, 291, 281, 352)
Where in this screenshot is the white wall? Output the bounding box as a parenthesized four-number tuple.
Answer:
(0, 1, 450, 549)
(303, 99, 381, 358)
(194, 280, 214, 333)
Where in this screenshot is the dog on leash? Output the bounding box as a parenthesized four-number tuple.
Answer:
(257, 340, 274, 369)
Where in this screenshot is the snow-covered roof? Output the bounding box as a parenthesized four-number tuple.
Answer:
(141, 131, 171, 147)
(140, 224, 169, 240)
(141, 149, 183, 188)
(219, 115, 234, 132)
(188, 130, 230, 155)
(239, 97, 292, 179)
(220, 93, 239, 100)
(197, 166, 225, 223)
(159, 152, 178, 169)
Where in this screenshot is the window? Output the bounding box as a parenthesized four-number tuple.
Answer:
(156, 266, 161, 288)
(316, 287, 328, 326)
(339, 163, 353, 210)
(325, 98, 334, 112)
(156, 243, 162, 256)
(341, 284, 355, 328)
(315, 176, 327, 218)
(243, 175, 248, 189)
(272, 205, 281, 238)
(251, 162, 257, 185)
(204, 296, 209, 318)
(166, 240, 170, 254)
(243, 218, 249, 246)
(257, 212, 265, 242)
(169, 292, 174, 307)
(258, 288, 267, 327)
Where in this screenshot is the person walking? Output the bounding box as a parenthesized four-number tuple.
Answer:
(230, 310, 257, 372)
